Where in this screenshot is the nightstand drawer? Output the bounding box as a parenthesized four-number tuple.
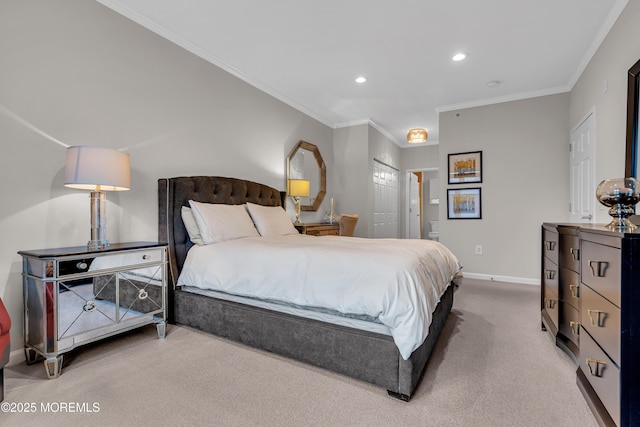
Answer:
(296, 223, 340, 236)
(581, 284, 620, 365)
(580, 330, 619, 426)
(581, 240, 620, 307)
(88, 248, 164, 273)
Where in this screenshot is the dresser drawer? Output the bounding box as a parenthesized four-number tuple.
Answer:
(559, 267, 580, 310)
(542, 287, 559, 331)
(542, 228, 559, 264)
(581, 240, 620, 307)
(581, 285, 620, 365)
(580, 330, 620, 426)
(542, 256, 558, 297)
(559, 302, 580, 347)
(559, 232, 580, 273)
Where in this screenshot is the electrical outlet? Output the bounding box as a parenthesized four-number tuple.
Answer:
(475, 245, 483, 255)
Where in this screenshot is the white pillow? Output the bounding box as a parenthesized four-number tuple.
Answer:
(246, 202, 299, 236)
(188, 200, 259, 244)
(181, 206, 204, 245)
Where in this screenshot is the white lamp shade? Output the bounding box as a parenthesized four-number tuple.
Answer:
(288, 179, 310, 197)
(64, 146, 130, 191)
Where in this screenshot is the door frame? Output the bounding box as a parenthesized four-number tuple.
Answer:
(405, 167, 439, 238)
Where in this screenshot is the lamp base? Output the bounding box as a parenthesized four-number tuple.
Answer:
(89, 190, 109, 251)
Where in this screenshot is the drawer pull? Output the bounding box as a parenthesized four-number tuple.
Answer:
(588, 260, 609, 278)
(569, 321, 580, 336)
(586, 358, 607, 377)
(76, 261, 88, 270)
(570, 248, 580, 261)
(544, 270, 556, 280)
(544, 298, 556, 309)
(587, 309, 607, 327)
(142, 255, 150, 260)
(544, 241, 556, 251)
(569, 284, 580, 299)
(83, 301, 96, 312)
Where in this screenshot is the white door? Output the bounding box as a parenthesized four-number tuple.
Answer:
(569, 113, 596, 223)
(408, 173, 421, 238)
(373, 161, 399, 238)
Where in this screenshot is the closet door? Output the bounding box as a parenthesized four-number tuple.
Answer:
(373, 161, 399, 238)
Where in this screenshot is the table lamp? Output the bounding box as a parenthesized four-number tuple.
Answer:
(288, 179, 310, 224)
(64, 146, 130, 250)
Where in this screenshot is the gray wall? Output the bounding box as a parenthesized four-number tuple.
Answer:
(439, 93, 570, 282)
(570, 0, 640, 222)
(3, 0, 640, 353)
(0, 0, 333, 351)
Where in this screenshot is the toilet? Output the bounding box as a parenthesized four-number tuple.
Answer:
(428, 220, 439, 241)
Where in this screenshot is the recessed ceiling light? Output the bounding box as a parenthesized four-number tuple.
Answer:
(355, 76, 367, 84)
(452, 52, 467, 62)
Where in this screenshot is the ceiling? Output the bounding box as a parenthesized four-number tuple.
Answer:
(98, 0, 626, 147)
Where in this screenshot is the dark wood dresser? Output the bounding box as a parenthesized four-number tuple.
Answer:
(541, 223, 640, 426)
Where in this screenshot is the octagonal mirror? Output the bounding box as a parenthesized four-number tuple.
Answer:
(287, 140, 326, 211)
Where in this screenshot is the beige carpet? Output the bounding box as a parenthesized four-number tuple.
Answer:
(3, 278, 598, 427)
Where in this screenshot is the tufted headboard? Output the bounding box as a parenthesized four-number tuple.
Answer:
(158, 176, 286, 291)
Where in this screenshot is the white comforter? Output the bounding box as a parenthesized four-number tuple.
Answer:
(177, 235, 462, 359)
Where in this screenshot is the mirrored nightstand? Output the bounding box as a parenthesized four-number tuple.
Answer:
(18, 242, 167, 379)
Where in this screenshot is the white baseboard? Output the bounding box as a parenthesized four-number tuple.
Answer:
(462, 272, 540, 286)
(8, 348, 26, 367)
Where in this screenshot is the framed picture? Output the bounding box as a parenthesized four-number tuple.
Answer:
(448, 151, 482, 184)
(447, 188, 482, 219)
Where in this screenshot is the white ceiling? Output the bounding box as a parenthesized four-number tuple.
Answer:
(98, 0, 626, 147)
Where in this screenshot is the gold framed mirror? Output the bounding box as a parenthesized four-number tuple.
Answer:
(287, 140, 326, 211)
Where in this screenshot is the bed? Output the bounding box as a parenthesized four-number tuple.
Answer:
(158, 176, 462, 401)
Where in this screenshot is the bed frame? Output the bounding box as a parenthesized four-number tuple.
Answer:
(158, 176, 454, 401)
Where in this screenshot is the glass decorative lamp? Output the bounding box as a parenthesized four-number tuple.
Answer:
(64, 146, 131, 249)
(595, 177, 640, 230)
(288, 179, 310, 224)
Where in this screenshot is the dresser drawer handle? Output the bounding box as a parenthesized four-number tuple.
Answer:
(544, 270, 556, 280)
(586, 358, 607, 377)
(587, 309, 607, 327)
(76, 261, 88, 270)
(588, 260, 609, 277)
(142, 255, 150, 260)
(569, 284, 579, 299)
(569, 321, 580, 336)
(544, 298, 556, 309)
(544, 241, 556, 251)
(570, 248, 580, 261)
